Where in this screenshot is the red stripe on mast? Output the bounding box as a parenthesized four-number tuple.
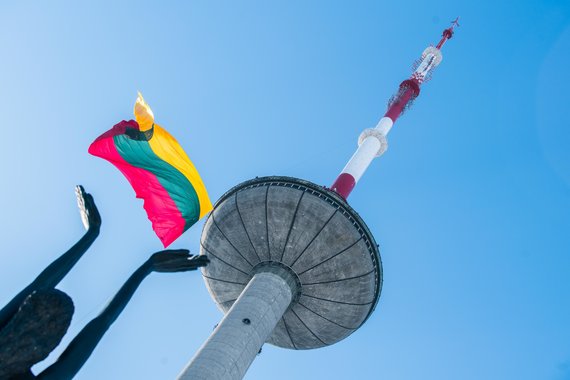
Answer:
(331, 173, 356, 199)
(384, 79, 420, 122)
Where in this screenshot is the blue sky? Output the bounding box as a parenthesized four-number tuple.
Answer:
(1, 1, 569, 379)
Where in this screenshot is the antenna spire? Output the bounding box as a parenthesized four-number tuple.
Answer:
(330, 20, 458, 199)
(436, 17, 460, 49)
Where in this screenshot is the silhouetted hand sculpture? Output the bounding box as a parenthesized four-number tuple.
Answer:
(76, 185, 101, 231)
(0, 187, 208, 380)
(149, 249, 210, 272)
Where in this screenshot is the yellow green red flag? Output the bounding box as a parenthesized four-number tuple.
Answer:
(88, 93, 212, 247)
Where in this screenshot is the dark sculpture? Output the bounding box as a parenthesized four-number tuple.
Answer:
(0, 186, 209, 379)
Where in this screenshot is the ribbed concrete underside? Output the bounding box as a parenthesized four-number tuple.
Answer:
(201, 176, 382, 350)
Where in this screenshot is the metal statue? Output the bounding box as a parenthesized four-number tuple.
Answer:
(0, 186, 208, 379)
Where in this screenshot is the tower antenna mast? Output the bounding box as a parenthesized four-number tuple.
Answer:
(331, 18, 459, 198)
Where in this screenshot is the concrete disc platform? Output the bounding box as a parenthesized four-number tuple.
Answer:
(200, 176, 382, 350)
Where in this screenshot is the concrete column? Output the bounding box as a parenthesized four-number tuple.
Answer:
(178, 269, 297, 380)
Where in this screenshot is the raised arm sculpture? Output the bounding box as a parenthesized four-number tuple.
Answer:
(0, 186, 208, 379)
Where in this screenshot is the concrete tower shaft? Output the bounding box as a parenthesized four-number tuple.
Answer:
(179, 269, 296, 380)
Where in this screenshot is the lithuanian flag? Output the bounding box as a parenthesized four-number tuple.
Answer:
(89, 93, 212, 247)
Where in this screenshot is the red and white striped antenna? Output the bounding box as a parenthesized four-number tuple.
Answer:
(331, 19, 459, 199)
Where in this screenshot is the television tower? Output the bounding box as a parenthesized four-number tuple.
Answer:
(178, 20, 458, 380)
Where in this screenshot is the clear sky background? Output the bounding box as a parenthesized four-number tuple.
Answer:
(1, 1, 569, 379)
